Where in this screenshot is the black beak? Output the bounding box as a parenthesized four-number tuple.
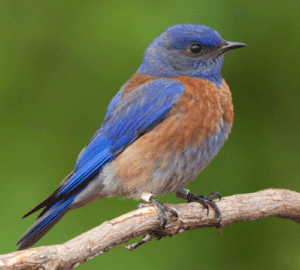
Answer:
(218, 41, 246, 54)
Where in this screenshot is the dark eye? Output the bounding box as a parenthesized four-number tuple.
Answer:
(190, 43, 202, 54)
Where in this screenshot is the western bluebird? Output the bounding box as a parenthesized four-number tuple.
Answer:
(16, 24, 245, 250)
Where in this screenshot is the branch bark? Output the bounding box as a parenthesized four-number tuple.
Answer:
(1, 188, 299, 270)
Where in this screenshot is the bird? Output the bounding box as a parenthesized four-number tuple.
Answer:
(16, 24, 246, 250)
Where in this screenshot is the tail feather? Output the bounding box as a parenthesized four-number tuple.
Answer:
(16, 197, 74, 250)
(21, 193, 57, 219)
(22, 173, 73, 219)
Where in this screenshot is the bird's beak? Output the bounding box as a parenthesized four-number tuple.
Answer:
(217, 41, 246, 54)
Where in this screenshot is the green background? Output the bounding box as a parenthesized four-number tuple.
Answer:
(1, 0, 300, 269)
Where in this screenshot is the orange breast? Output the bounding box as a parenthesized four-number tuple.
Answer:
(113, 77, 233, 198)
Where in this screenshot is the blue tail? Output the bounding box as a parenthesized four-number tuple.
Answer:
(16, 195, 75, 250)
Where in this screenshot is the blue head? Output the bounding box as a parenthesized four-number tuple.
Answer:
(138, 24, 246, 86)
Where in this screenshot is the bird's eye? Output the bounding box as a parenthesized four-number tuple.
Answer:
(190, 43, 202, 54)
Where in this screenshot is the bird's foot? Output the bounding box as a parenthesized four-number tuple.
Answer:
(127, 193, 178, 251)
(176, 188, 222, 226)
(138, 192, 178, 233)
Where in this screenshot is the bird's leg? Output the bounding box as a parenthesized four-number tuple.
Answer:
(126, 192, 178, 251)
(138, 192, 178, 231)
(176, 188, 222, 225)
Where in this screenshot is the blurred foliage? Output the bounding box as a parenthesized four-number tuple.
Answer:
(1, 0, 300, 269)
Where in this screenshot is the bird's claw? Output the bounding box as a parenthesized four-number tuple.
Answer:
(138, 195, 178, 232)
(149, 195, 178, 231)
(176, 189, 222, 225)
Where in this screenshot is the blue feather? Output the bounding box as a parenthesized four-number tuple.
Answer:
(138, 24, 225, 86)
(16, 193, 78, 250)
(165, 24, 223, 49)
(57, 78, 184, 196)
(17, 78, 184, 250)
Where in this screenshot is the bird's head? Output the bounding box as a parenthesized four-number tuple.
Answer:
(138, 24, 246, 86)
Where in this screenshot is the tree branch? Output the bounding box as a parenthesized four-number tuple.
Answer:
(1, 188, 299, 270)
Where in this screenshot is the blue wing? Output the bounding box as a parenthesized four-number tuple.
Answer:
(16, 78, 184, 250)
(58, 78, 184, 196)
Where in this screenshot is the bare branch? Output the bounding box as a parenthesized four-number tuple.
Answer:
(1, 188, 299, 270)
